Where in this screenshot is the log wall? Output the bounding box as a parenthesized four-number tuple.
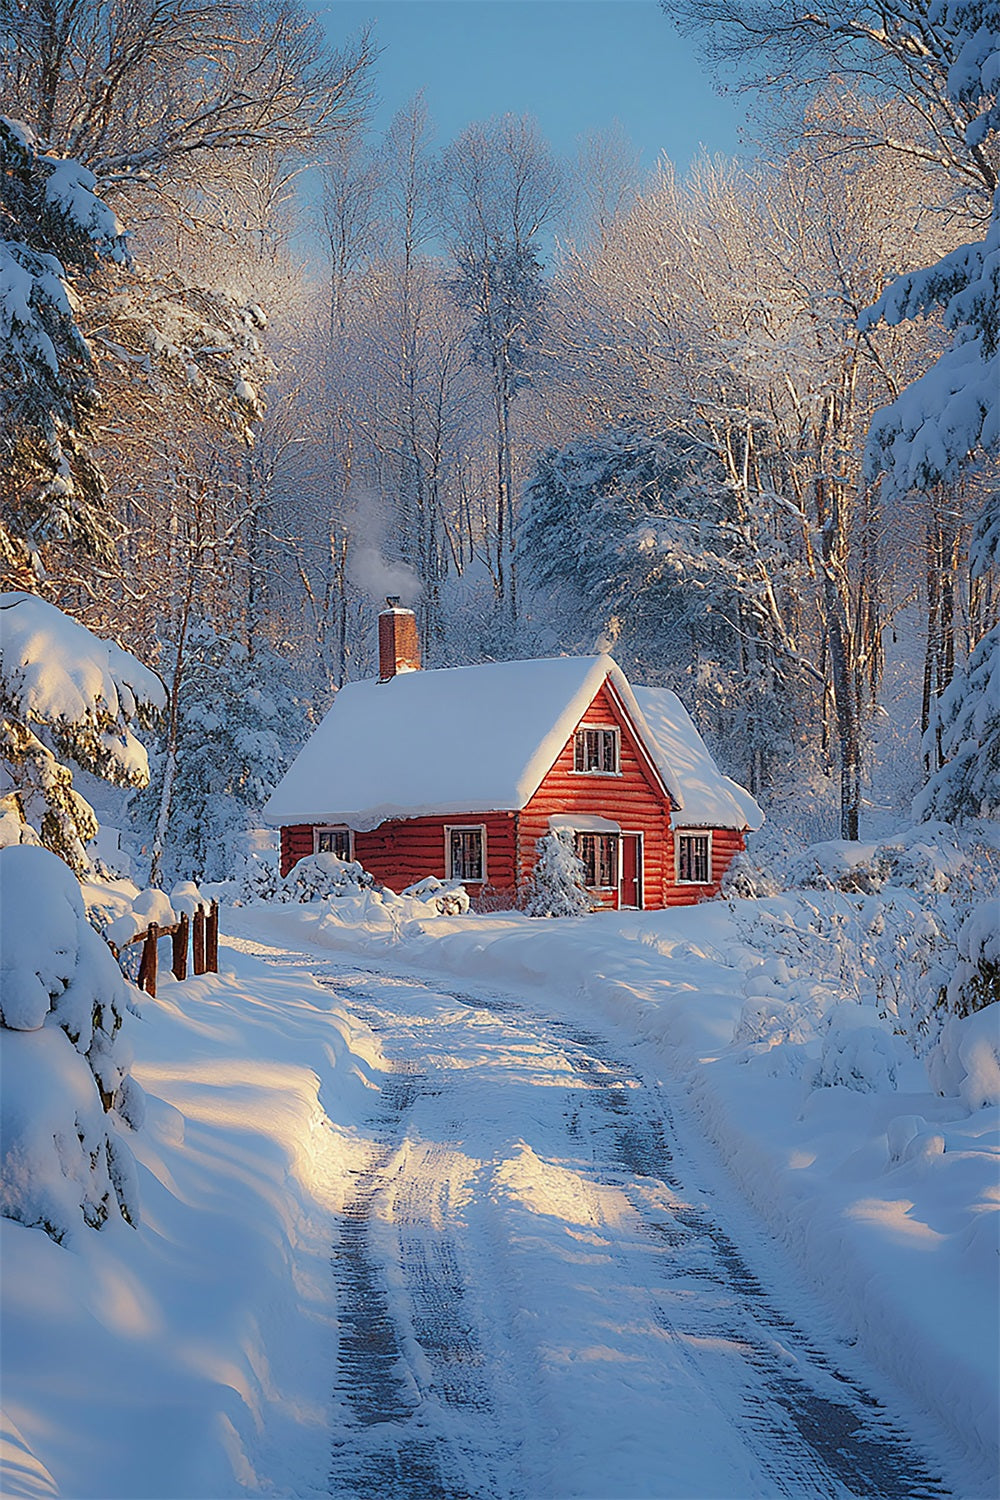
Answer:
(355, 812, 517, 905)
(519, 680, 673, 910)
(661, 825, 747, 906)
(281, 814, 517, 906)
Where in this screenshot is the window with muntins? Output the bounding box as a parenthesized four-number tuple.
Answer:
(315, 826, 352, 860)
(576, 832, 618, 888)
(448, 826, 485, 882)
(677, 833, 710, 884)
(573, 726, 619, 774)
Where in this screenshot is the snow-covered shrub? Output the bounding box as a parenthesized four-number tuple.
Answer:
(782, 840, 890, 893)
(815, 1004, 902, 1094)
(282, 853, 375, 903)
(523, 830, 590, 917)
(0, 845, 142, 1243)
(733, 890, 954, 1061)
(0, 592, 163, 874)
(928, 1003, 1000, 1112)
(720, 851, 778, 900)
(946, 900, 1000, 1016)
(0, 792, 42, 851)
(877, 823, 968, 893)
(232, 850, 285, 904)
(401, 876, 471, 915)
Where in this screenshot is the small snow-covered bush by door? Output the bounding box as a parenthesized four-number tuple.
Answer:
(0, 846, 142, 1244)
(523, 830, 590, 917)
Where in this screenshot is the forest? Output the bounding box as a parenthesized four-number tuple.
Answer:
(1, 0, 997, 885)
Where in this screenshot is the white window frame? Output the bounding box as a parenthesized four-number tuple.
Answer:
(675, 830, 712, 885)
(445, 824, 487, 884)
(575, 830, 619, 890)
(313, 825, 353, 861)
(571, 724, 621, 776)
(619, 830, 644, 909)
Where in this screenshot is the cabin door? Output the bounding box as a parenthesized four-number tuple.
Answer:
(620, 833, 642, 909)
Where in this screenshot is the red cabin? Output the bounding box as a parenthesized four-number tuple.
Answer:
(264, 601, 763, 911)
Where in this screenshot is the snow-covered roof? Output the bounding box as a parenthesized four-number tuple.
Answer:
(631, 686, 764, 832)
(263, 655, 762, 833)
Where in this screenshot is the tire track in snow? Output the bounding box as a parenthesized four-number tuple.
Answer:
(323, 978, 524, 1500)
(547, 1013, 949, 1500)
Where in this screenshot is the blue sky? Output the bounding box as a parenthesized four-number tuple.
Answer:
(311, 0, 749, 177)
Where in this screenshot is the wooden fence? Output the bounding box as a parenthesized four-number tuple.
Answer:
(108, 902, 219, 997)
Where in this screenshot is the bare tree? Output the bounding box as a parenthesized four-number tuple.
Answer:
(663, 1, 997, 208)
(2, 0, 375, 196)
(572, 120, 641, 246)
(547, 102, 948, 833)
(439, 114, 566, 624)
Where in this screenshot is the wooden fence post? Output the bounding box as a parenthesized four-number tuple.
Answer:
(193, 905, 205, 976)
(172, 912, 189, 980)
(207, 901, 219, 973)
(137, 923, 158, 997)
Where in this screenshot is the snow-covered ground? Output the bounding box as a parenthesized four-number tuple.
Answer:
(2, 892, 997, 1498)
(1, 949, 384, 1499)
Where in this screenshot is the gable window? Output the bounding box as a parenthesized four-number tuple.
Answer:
(576, 832, 618, 889)
(314, 826, 352, 861)
(676, 832, 711, 884)
(447, 825, 486, 883)
(573, 726, 620, 774)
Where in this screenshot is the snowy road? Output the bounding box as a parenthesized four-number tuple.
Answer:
(249, 946, 954, 1500)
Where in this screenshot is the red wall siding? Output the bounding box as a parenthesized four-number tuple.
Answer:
(662, 826, 746, 906)
(355, 812, 517, 905)
(282, 813, 517, 907)
(520, 680, 674, 910)
(280, 823, 314, 877)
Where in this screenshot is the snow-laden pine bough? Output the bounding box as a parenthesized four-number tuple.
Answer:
(0, 846, 144, 1245)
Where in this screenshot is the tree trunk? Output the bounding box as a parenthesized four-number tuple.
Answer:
(149, 568, 195, 887)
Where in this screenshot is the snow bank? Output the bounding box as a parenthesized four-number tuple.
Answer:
(1, 847, 142, 1243)
(929, 1003, 1000, 1111)
(1, 943, 383, 1498)
(231, 894, 998, 1487)
(102, 881, 210, 948)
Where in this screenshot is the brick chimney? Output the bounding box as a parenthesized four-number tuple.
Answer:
(378, 597, 421, 681)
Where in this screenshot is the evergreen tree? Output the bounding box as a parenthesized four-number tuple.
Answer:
(519, 426, 798, 792)
(133, 622, 307, 883)
(0, 117, 127, 582)
(0, 591, 164, 873)
(523, 830, 590, 917)
(914, 619, 1000, 822)
(862, 4, 998, 493)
